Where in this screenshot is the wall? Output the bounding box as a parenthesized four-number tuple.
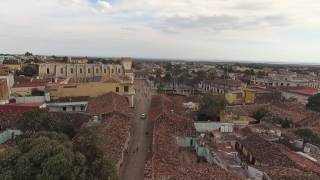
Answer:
(11, 86, 45, 96)
(194, 122, 234, 133)
(176, 136, 195, 147)
(247, 166, 264, 180)
(244, 90, 256, 104)
(47, 102, 88, 112)
(281, 91, 309, 104)
(39, 63, 127, 79)
(0, 129, 22, 144)
(48, 81, 135, 107)
(12, 96, 46, 103)
(0, 79, 9, 102)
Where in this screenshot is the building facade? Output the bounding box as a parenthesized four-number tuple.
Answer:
(38, 57, 134, 82)
(47, 78, 135, 107)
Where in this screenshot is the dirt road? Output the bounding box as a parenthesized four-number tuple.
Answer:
(121, 80, 153, 180)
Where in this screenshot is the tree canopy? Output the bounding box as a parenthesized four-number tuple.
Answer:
(306, 93, 320, 112)
(73, 124, 118, 180)
(197, 93, 226, 121)
(251, 108, 270, 121)
(0, 132, 86, 180)
(16, 110, 75, 138)
(0, 128, 118, 180)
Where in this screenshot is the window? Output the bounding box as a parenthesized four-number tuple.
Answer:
(70, 68, 74, 74)
(80, 106, 84, 111)
(60, 68, 64, 74)
(104, 69, 106, 73)
(96, 68, 99, 73)
(72, 106, 76, 111)
(118, 69, 121, 73)
(124, 86, 129, 93)
(80, 68, 83, 74)
(116, 87, 119, 93)
(112, 69, 114, 73)
(47, 68, 50, 74)
(62, 107, 66, 111)
(88, 68, 91, 73)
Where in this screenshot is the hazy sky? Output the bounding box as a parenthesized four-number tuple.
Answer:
(0, 0, 320, 63)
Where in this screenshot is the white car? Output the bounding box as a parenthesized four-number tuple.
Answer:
(140, 113, 146, 119)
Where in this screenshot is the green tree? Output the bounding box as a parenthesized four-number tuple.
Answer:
(164, 62, 172, 72)
(163, 72, 172, 83)
(251, 108, 269, 121)
(73, 125, 118, 180)
(198, 94, 226, 121)
(281, 118, 290, 128)
(17, 110, 75, 138)
(295, 129, 320, 147)
(0, 132, 86, 180)
(307, 93, 320, 112)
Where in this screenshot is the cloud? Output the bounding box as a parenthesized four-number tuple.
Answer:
(97, 0, 112, 12)
(0, 0, 320, 63)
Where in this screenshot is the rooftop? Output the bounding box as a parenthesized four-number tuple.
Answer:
(87, 92, 132, 117)
(13, 82, 46, 88)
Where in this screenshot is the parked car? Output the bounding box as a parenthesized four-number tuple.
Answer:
(140, 113, 146, 119)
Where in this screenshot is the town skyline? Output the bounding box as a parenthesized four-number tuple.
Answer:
(1, 0, 320, 64)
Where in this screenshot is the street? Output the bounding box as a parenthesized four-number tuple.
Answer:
(121, 80, 153, 180)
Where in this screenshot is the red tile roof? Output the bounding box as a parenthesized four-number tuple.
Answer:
(97, 114, 131, 164)
(145, 95, 240, 179)
(87, 92, 132, 117)
(287, 87, 318, 96)
(0, 103, 44, 112)
(13, 82, 46, 88)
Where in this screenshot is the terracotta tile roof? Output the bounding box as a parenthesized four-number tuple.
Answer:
(87, 92, 132, 117)
(0, 103, 44, 112)
(287, 87, 318, 96)
(240, 133, 298, 168)
(145, 95, 240, 180)
(257, 166, 320, 180)
(148, 94, 175, 120)
(226, 104, 268, 116)
(12, 82, 46, 88)
(97, 114, 131, 164)
(239, 131, 320, 179)
(149, 94, 196, 137)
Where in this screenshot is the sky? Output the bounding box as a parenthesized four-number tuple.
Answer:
(0, 0, 320, 64)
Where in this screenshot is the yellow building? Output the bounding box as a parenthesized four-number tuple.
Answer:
(225, 89, 257, 105)
(220, 111, 256, 126)
(225, 90, 243, 105)
(244, 90, 256, 104)
(47, 77, 135, 107)
(5, 64, 21, 71)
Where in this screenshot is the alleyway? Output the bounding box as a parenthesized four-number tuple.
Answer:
(121, 80, 153, 180)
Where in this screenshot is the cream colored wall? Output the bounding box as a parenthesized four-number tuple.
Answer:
(38, 63, 127, 78)
(120, 59, 132, 70)
(48, 82, 135, 106)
